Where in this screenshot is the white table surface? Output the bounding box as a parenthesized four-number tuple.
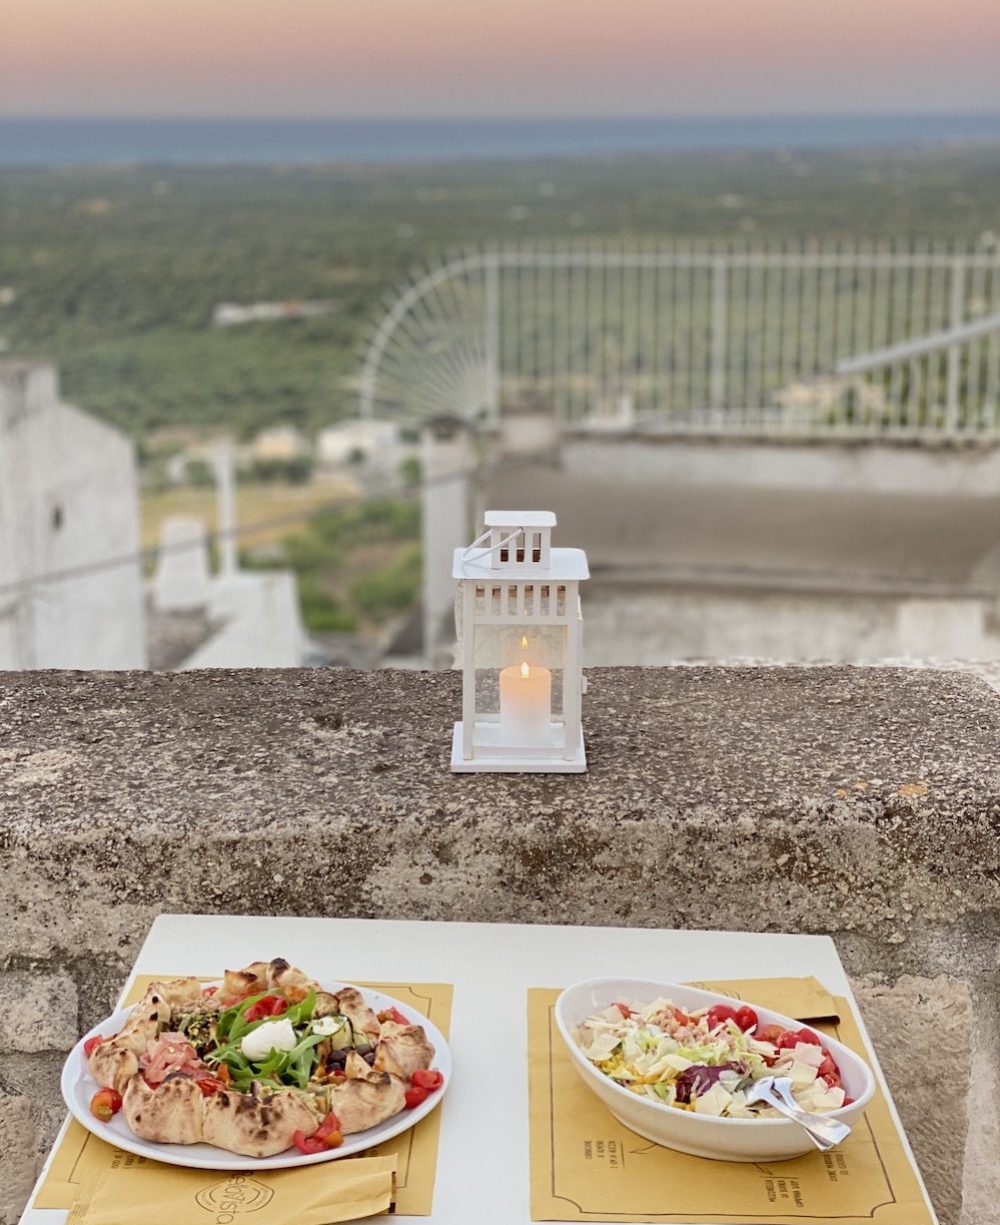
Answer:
(21, 915, 937, 1225)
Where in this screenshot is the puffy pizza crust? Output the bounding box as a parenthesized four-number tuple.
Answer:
(123, 1076, 321, 1157)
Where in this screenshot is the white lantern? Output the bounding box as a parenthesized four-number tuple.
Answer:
(450, 510, 589, 773)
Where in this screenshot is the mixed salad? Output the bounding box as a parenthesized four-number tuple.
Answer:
(574, 998, 851, 1119)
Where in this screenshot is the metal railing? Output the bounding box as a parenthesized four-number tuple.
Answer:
(359, 241, 1000, 437)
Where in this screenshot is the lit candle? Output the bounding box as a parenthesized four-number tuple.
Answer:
(499, 658, 551, 744)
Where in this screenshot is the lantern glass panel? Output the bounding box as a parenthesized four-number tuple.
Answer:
(472, 619, 566, 720)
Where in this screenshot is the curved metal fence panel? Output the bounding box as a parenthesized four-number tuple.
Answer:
(359, 241, 1000, 436)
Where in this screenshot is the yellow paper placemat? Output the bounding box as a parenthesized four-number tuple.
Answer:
(528, 978, 933, 1225)
(66, 1153, 397, 1225)
(38, 978, 453, 1218)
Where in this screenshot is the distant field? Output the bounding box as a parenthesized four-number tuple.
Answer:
(140, 478, 359, 551)
(2, 147, 999, 442)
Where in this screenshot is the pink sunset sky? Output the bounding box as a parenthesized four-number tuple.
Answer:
(3, 0, 999, 118)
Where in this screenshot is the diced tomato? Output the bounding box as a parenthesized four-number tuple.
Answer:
(83, 1035, 104, 1058)
(734, 1006, 758, 1033)
(195, 1077, 227, 1097)
(90, 1088, 122, 1122)
(314, 1112, 343, 1148)
(843, 1096, 855, 1107)
(614, 1002, 633, 1019)
(202, 985, 218, 997)
(671, 1007, 692, 1025)
(412, 1068, 444, 1092)
(795, 1028, 823, 1046)
(706, 1004, 739, 1029)
(818, 1055, 840, 1079)
(245, 995, 288, 1023)
(755, 1023, 784, 1044)
(378, 1007, 410, 1027)
(293, 1130, 326, 1155)
(404, 1085, 428, 1109)
(216, 1063, 231, 1085)
(774, 1029, 805, 1050)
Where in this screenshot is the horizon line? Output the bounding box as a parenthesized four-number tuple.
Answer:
(5, 109, 1000, 124)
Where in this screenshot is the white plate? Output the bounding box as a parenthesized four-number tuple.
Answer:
(555, 977, 875, 1162)
(62, 980, 451, 1171)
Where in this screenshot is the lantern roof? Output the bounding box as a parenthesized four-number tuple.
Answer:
(452, 509, 589, 581)
(484, 510, 556, 529)
(452, 548, 589, 581)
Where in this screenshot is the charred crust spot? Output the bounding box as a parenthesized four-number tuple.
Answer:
(217, 1092, 230, 1107)
(269, 958, 290, 975)
(259, 1109, 272, 1125)
(151, 996, 161, 1004)
(150, 1012, 159, 1021)
(256, 1128, 269, 1139)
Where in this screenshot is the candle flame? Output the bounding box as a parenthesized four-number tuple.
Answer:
(520, 660, 530, 679)
(520, 635, 528, 648)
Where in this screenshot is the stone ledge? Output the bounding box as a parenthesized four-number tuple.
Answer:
(1, 667, 998, 956)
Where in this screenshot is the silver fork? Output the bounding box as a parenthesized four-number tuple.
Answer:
(743, 1076, 852, 1151)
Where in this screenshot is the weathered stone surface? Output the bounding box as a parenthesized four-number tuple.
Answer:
(0, 974, 78, 1053)
(853, 975, 973, 1225)
(0, 666, 997, 1223)
(0, 667, 998, 959)
(0, 1054, 66, 1225)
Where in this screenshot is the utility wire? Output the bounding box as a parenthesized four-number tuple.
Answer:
(0, 456, 528, 600)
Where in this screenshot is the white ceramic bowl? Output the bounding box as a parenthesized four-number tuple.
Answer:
(555, 977, 875, 1162)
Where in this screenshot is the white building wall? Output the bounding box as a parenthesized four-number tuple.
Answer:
(0, 362, 147, 669)
(179, 572, 305, 668)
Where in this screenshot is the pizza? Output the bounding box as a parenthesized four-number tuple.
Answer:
(83, 958, 444, 1158)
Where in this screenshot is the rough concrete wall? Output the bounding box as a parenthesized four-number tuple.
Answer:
(562, 435, 1000, 497)
(581, 586, 1000, 664)
(0, 666, 997, 1223)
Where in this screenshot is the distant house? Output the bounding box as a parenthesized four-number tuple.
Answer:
(0, 361, 147, 668)
(249, 425, 309, 462)
(212, 300, 336, 328)
(316, 418, 405, 470)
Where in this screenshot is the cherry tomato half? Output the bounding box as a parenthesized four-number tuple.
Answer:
(734, 1006, 758, 1033)
(706, 1004, 739, 1029)
(293, 1130, 326, 1155)
(83, 1035, 104, 1058)
(614, 1002, 633, 1019)
(412, 1068, 444, 1092)
(795, 1028, 823, 1046)
(315, 1111, 344, 1148)
(755, 1023, 784, 1044)
(245, 995, 288, 1023)
(90, 1088, 123, 1122)
(378, 1007, 410, 1027)
(195, 1077, 228, 1097)
(404, 1085, 428, 1109)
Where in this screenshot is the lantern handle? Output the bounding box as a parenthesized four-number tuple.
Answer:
(461, 527, 524, 562)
